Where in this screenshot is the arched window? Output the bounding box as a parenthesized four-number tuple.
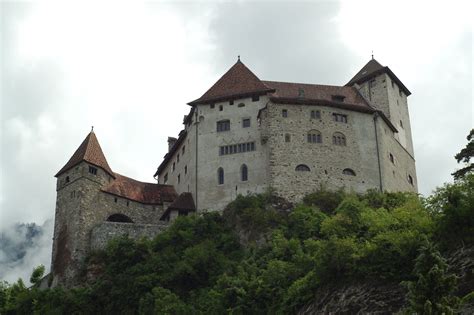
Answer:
(332, 132, 346, 146)
(107, 213, 133, 223)
(307, 130, 322, 143)
(295, 164, 311, 172)
(218, 167, 224, 185)
(343, 168, 356, 176)
(241, 164, 248, 181)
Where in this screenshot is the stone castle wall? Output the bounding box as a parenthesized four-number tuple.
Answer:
(52, 162, 167, 287)
(264, 102, 381, 202)
(90, 221, 168, 250)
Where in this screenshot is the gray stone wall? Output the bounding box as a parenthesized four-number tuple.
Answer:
(264, 102, 381, 202)
(90, 221, 168, 250)
(51, 162, 166, 287)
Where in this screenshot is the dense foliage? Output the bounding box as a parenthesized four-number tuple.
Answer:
(2, 172, 473, 314)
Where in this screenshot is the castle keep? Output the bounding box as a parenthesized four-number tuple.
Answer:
(51, 58, 417, 287)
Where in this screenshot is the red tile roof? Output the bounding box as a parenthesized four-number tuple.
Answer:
(55, 131, 114, 178)
(160, 192, 195, 220)
(346, 59, 411, 96)
(188, 60, 275, 105)
(102, 173, 177, 205)
(263, 80, 372, 111)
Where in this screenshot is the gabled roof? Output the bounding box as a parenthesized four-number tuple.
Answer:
(101, 173, 177, 205)
(55, 131, 114, 178)
(188, 59, 275, 105)
(160, 192, 196, 220)
(346, 58, 411, 96)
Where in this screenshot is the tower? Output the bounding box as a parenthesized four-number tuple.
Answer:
(347, 58, 414, 156)
(51, 130, 115, 287)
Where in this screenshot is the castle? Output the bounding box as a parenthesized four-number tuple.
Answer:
(50, 58, 417, 287)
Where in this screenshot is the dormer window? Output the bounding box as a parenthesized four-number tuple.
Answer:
(89, 166, 97, 175)
(331, 95, 345, 102)
(298, 88, 305, 98)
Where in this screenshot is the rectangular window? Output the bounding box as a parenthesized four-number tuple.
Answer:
(89, 166, 97, 175)
(252, 95, 260, 102)
(178, 174, 180, 184)
(242, 118, 251, 128)
(220, 147, 225, 155)
(311, 110, 321, 119)
(219, 142, 256, 156)
(285, 133, 291, 142)
(229, 100, 234, 105)
(177, 154, 180, 163)
(164, 173, 168, 184)
(182, 145, 185, 154)
(217, 120, 230, 132)
(173, 162, 175, 171)
(333, 113, 348, 123)
(282, 109, 288, 117)
(210, 104, 215, 109)
(185, 165, 187, 175)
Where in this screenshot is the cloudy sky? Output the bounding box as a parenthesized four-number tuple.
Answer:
(0, 0, 472, 283)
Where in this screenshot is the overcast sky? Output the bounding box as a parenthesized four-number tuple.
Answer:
(1, 0, 472, 282)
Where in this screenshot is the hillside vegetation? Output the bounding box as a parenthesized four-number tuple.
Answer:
(1, 174, 473, 314)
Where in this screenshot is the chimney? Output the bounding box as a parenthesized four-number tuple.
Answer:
(167, 137, 177, 152)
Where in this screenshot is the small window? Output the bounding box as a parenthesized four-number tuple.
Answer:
(185, 165, 187, 175)
(241, 164, 248, 181)
(391, 80, 394, 88)
(178, 174, 181, 184)
(114, 197, 118, 203)
(295, 164, 310, 172)
(127, 200, 129, 207)
(310, 110, 321, 119)
(182, 146, 185, 154)
(89, 166, 97, 175)
(252, 95, 259, 102)
(333, 132, 346, 146)
(177, 154, 180, 163)
(389, 153, 394, 164)
(210, 104, 215, 109)
(408, 175, 414, 185)
(65, 176, 70, 183)
(229, 100, 234, 105)
(282, 109, 288, 117)
(298, 88, 305, 98)
(173, 162, 176, 171)
(238, 103, 245, 108)
(343, 168, 356, 176)
(307, 130, 322, 143)
(285, 133, 291, 142)
(333, 113, 348, 123)
(218, 167, 224, 185)
(217, 120, 230, 132)
(219, 105, 223, 111)
(242, 118, 251, 128)
(399, 88, 402, 97)
(164, 173, 168, 184)
(399, 120, 403, 128)
(331, 95, 345, 102)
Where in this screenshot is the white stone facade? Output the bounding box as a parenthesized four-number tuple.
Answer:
(156, 59, 418, 210)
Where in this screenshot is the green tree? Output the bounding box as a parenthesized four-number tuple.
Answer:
(29, 265, 45, 286)
(404, 239, 459, 314)
(452, 128, 474, 180)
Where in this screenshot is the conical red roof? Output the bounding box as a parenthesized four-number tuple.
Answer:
(55, 131, 114, 178)
(188, 59, 274, 105)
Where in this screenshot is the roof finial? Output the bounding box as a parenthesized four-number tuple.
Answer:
(238, 55, 240, 62)
(371, 50, 374, 60)
(91, 126, 94, 132)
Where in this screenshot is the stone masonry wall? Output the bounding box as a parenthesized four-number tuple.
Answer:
(265, 102, 381, 202)
(52, 162, 166, 287)
(90, 221, 168, 250)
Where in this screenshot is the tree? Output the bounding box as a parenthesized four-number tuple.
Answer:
(452, 129, 474, 180)
(30, 265, 45, 286)
(404, 239, 459, 314)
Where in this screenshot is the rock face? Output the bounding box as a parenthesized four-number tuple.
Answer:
(298, 246, 474, 314)
(298, 281, 406, 315)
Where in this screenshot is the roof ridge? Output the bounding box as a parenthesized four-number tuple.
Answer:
(263, 80, 351, 89)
